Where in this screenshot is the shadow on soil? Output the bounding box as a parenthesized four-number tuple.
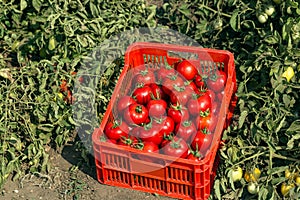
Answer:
(61, 133, 97, 181)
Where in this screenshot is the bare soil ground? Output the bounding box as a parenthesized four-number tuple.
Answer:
(1, 140, 173, 200)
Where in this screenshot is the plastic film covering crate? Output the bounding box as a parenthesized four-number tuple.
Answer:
(92, 42, 237, 200)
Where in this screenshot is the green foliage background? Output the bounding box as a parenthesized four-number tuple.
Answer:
(0, 0, 300, 199)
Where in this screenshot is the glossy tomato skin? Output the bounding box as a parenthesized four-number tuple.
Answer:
(117, 95, 136, 113)
(194, 74, 205, 88)
(187, 98, 200, 116)
(197, 93, 212, 114)
(175, 120, 197, 142)
(207, 70, 227, 92)
(133, 68, 156, 86)
(156, 63, 177, 81)
(206, 89, 216, 103)
(162, 137, 189, 159)
(162, 74, 184, 96)
(123, 104, 149, 125)
(147, 99, 167, 117)
(191, 130, 213, 155)
(196, 114, 217, 131)
(167, 105, 189, 124)
(176, 60, 198, 80)
(139, 124, 164, 145)
(132, 85, 152, 105)
(104, 120, 129, 140)
(170, 86, 193, 106)
(217, 90, 225, 103)
(153, 116, 175, 137)
(136, 141, 159, 163)
(149, 83, 167, 100)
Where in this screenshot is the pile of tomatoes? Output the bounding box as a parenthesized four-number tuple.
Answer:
(103, 59, 227, 162)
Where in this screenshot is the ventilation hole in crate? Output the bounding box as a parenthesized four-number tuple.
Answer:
(133, 175, 165, 191)
(104, 153, 129, 170)
(106, 169, 130, 184)
(169, 183, 191, 196)
(168, 167, 192, 183)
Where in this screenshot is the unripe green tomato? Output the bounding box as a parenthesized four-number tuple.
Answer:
(213, 18, 223, 30)
(231, 166, 243, 182)
(265, 5, 275, 16)
(257, 13, 268, 24)
(247, 182, 259, 194)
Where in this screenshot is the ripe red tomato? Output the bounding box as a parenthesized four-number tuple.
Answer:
(175, 120, 197, 142)
(191, 129, 213, 155)
(217, 90, 225, 102)
(117, 95, 136, 113)
(135, 141, 159, 163)
(196, 114, 217, 131)
(60, 79, 68, 92)
(194, 74, 205, 88)
(167, 104, 189, 124)
(117, 135, 139, 147)
(211, 101, 220, 115)
(123, 104, 149, 125)
(104, 120, 129, 140)
(139, 123, 164, 145)
(197, 93, 212, 114)
(149, 83, 167, 100)
(147, 99, 167, 117)
(153, 116, 175, 137)
(162, 74, 184, 95)
(206, 89, 216, 103)
(176, 60, 198, 80)
(133, 68, 156, 86)
(132, 85, 153, 105)
(207, 70, 227, 92)
(155, 63, 177, 81)
(185, 80, 198, 93)
(169, 85, 193, 106)
(187, 150, 203, 162)
(161, 137, 189, 159)
(187, 97, 200, 117)
(160, 133, 175, 148)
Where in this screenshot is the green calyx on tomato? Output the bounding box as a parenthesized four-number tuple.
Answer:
(172, 84, 185, 92)
(199, 108, 211, 117)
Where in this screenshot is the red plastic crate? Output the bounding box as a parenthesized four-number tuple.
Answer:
(92, 42, 237, 200)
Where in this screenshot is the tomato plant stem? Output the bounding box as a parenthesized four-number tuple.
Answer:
(198, 4, 231, 18)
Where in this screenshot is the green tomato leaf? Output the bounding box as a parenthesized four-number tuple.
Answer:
(20, 0, 28, 11)
(230, 10, 239, 31)
(238, 110, 248, 129)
